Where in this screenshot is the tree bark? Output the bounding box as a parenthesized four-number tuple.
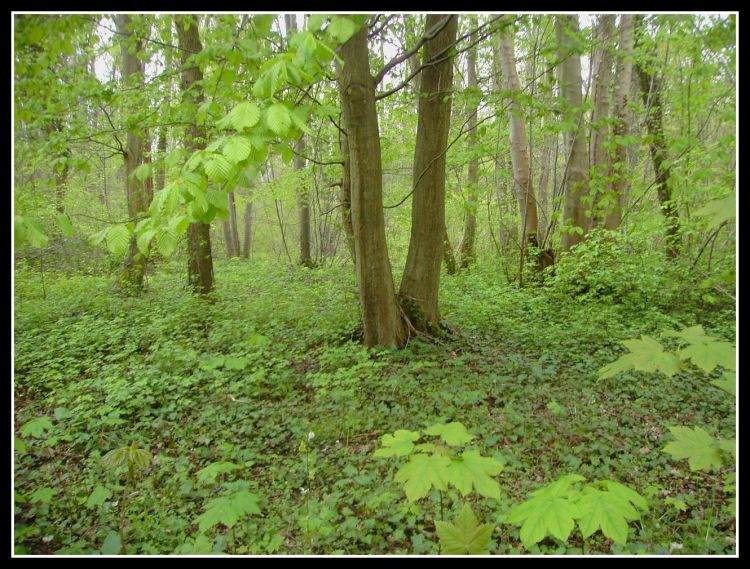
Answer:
(399, 14, 458, 331)
(114, 15, 151, 293)
(635, 18, 680, 258)
(603, 15, 635, 230)
(339, 132, 356, 263)
(555, 15, 590, 251)
(242, 198, 253, 259)
(176, 14, 214, 293)
(498, 21, 540, 252)
(459, 15, 479, 268)
(338, 26, 405, 348)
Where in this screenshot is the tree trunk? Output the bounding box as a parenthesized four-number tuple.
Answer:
(443, 227, 457, 275)
(242, 198, 253, 259)
(635, 19, 680, 258)
(114, 15, 150, 293)
(459, 15, 479, 268)
(604, 15, 635, 230)
(176, 14, 214, 293)
(588, 15, 616, 228)
(399, 14, 458, 331)
(155, 126, 167, 193)
(223, 217, 236, 258)
(555, 15, 590, 252)
(339, 132, 356, 263)
(498, 22, 540, 253)
(338, 26, 405, 348)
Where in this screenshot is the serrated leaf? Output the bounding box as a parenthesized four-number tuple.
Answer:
(196, 491, 260, 532)
(222, 102, 260, 131)
(327, 16, 356, 43)
(599, 335, 681, 379)
(133, 162, 152, 182)
(15, 436, 27, 456)
(446, 450, 503, 499)
(435, 505, 495, 555)
(106, 225, 131, 256)
(156, 229, 177, 257)
(711, 371, 736, 396)
(680, 341, 735, 373)
(196, 462, 241, 485)
(663, 426, 723, 471)
(600, 480, 649, 512)
(30, 487, 57, 504)
(201, 355, 225, 370)
(374, 429, 420, 457)
(86, 486, 112, 508)
(150, 182, 181, 216)
(205, 189, 230, 211)
(56, 213, 73, 236)
(718, 438, 736, 459)
(222, 136, 253, 164)
(20, 417, 53, 438)
(204, 155, 232, 182)
(394, 454, 450, 502)
(424, 422, 474, 446)
(137, 229, 155, 256)
(575, 490, 638, 544)
(266, 103, 291, 136)
(101, 530, 121, 555)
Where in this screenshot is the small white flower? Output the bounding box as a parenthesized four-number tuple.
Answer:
(300, 487, 309, 495)
(42, 535, 54, 543)
(307, 431, 315, 441)
(669, 542, 683, 553)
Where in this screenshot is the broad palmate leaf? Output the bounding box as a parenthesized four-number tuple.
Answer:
(599, 335, 681, 379)
(446, 450, 503, 500)
(374, 429, 420, 457)
(394, 453, 450, 502)
(196, 490, 260, 532)
(424, 422, 474, 446)
(663, 426, 723, 471)
(435, 505, 495, 555)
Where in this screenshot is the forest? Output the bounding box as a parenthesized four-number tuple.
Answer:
(13, 12, 736, 556)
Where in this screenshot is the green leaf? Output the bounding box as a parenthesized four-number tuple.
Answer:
(424, 422, 474, 446)
(327, 16, 356, 43)
(86, 486, 112, 508)
(133, 162, 152, 182)
(15, 436, 27, 456)
(201, 355, 225, 370)
(266, 103, 291, 137)
(225, 357, 248, 370)
(101, 530, 121, 555)
(222, 136, 253, 164)
(196, 491, 261, 532)
(711, 371, 736, 396)
(150, 182, 181, 216)
(663, 426, 723, 471)
(374, 429, 420, 457)
(56, 213, 73, 236)
(196, 462, 241, 485)
(600, 480, 649, 512)
(575, 490, 640, 544)
(156, 229, 177, 257)
(20, 417, 53, 438)
(446, 450, 503, 499)
(137, 229, 155, 256)
(220, 102, 260, 131)
(694, 195, 735, 229)
(599, 335, 681, 379)
(435, 505, 495, 555)
(394, 454, 450, 502)
(106, 225, 131, 256)
(680, 341, 735, 372)
(204, 155, 232, 182)
(102, 444, 151, 471)
(205, 189, 229, 211)
(30, 487, 57, 504)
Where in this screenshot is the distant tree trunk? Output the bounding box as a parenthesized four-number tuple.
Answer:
(155, 127, 167, 193)
(459, 15, 479, 268)
(555, 15, 590, 252)
(242, 198, 253, 259)
(443, 227, 457, 275)
(223, 192, 240, 258)
(604, 15, 635, 231)
(339, 132, 356, 263)
(498, 21, 540, 254)
(635, 19, 680, 258)
(588, 15, 616, 228)
(176, 14, 213, 294)
(114, 15, 151, 293)
(399, 14, 458, 331)
(223, 218, 236, 258)
(338, 26, 405, 348)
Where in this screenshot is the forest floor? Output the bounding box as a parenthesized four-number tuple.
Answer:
(13, 259, 736, 555)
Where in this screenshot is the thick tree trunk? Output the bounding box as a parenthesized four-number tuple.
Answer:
(399, 15, 458, 330)
(588, 15, 616, 228)
(242, 198, 253, 259)
(176, 15, 214, 293)
(339, 132, 356, 263)
(555, 15, 590, 251)
(604, 15, 635, 231)
(114, 15, 151, 293)
(459, 15, 479, 268)
(338, 26, 405, 348)
(498, 22, 540, 252)
(635, 21, 680, 258)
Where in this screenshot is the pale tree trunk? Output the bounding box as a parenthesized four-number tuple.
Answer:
(498, 22, 540, 254)
(176, 15, 214, 293)
(285, 14, 312, 267)
(114, 15, 151, 293)
(399, 14, 458, 331)
(338, 26, 405, 348)
(555, 15, 590, 251)
(588, 15, 616, 228)
(222, 218, 236, 257)
(604, 15, 635, 230)
(339, 132, 356, 262)
(242, 198, 253, 259)
(635, 18, 680, 258)
(222, 192, 240, 257)
(459, 15, 479, 268)
(155, 127, 167, 193)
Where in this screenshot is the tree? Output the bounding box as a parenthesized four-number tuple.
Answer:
(175, 14, 214, 294)
(338, 25, 405, 348)
(113, 15, 151, 293)
(555, 15, 590, 252)
(459, 15, 479, 268)
(399, 14, 458, 331)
